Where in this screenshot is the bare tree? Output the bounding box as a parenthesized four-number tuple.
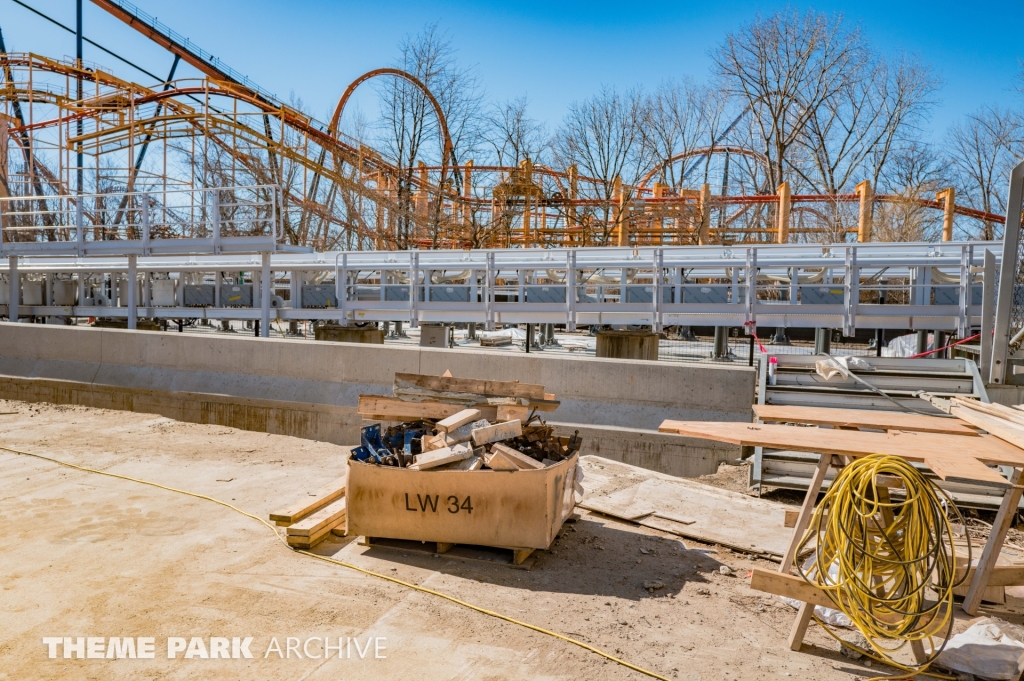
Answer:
(794, 55, 937, 195)
(371, 24, 485, 247)
(486, 96, 547, 167)
(873, 142, 947, 242)
(551, 86, 654, 242)
(642, 80, 729, 188)
(946, 106, 1024, 240)
(712, 9, 864, 190)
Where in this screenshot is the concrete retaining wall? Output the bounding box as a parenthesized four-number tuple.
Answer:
(0, 324, 754, 477)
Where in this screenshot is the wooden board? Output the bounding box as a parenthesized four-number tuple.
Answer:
(950, 403, 1024, 451)
(436, 408, 483, 433)
(752, 568, 949, 631)
(753, 404, 980, 435)
(286, 518, 341, 549)
(286, 497, 348, 537)
(951, 397, 1024, 428)
(659, 420, 1019, 487)
(483, 449, 519, 471)
(395, 372, 545, 400)
(471, 420, 522, 446)
(269, 474, 347, 525)
(580, 476, 791, 558)
(749, 568, 834, 609)
(410, 443, 473, 470)
(358, 395, 498, 422)
(496, 405, 530, 422)
(491, 443, 544, 470)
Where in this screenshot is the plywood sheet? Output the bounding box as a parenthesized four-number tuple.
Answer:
(753, 404, 980, 435)
(659, 420, 1019, 487)
(580, 476, 791, 558)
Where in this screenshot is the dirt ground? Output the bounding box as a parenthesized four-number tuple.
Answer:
(1, 399, 1020, 681)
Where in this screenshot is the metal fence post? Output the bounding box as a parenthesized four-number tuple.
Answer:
(409, 251, 419, 329)
(337, 252, 348, 327)
(260, 252, 271, 338)
(141, 194, 151, 256)
(127, 254, 137, 330)
(8, 255, 18, 323)
(990, 161, 1024, 383)
(211, 190, 222, 255)
(76, 195, 85, 253)
(567, 249, 577, 332)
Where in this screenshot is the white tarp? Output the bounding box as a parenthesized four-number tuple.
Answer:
(937, 617, 1024, 680)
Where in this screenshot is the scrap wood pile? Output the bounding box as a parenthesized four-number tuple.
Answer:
(661, 398, 1024, 678)
(355, 372, 581, 471)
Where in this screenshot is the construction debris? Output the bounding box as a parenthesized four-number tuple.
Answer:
(354, 372, 578, 471)
(345, 371, 584, 554)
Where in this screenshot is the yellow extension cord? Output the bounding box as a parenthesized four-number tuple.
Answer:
(1, 445, 670, 681)
(794, 454, 970, 681)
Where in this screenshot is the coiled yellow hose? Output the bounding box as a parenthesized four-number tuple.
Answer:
(795, 454, 971, 679)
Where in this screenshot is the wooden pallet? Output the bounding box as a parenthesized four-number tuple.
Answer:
(357, 514, 579, 571)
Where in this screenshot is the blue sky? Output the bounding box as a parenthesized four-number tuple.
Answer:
(2, 0, 1021, 140)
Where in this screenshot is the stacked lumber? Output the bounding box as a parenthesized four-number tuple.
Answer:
(355, 372, 580, 471)
(660, 404, 1024, 487)
(268, 474, 348, 549)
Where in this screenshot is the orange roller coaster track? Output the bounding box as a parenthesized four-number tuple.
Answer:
(0, 50, 1006, 251)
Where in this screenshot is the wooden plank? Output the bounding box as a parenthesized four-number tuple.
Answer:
(491, 443, 544, 470)
(658, 420, 1020, 486)
(483, 449, 520, 471)
(580, 476, 791, 558)
(472, 419, 523, 446)
(457, 455, 484, 471)
(287, 518, 342, 549)
(964, 467, 1024, 615)
(950, 404, 1024, 450)
(951, 397, 1024, 427)
(358, 395, 498, 422)
(436, 408, 482, 433)
(754, 404, 980, 435)
(789, 603, 814, 651)
(780, 454, 833, 572)
(269, 474, 348, 525)
(395, 372, 545, 400)
(526, 398, 560, 412)
(784, 509, 800, 528)
(286, 497, 348, 537)
(750, 568, 835, 609)
(410, 443, 473, 470)
(497, 404, 530, 422)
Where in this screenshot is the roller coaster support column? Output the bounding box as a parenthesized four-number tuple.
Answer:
(697, 183, 712, 245)
(613, 176, 625, 247)
(856, 180, 873, 243)
(776, 182, 791, 244)
(938, 187, 955, 242)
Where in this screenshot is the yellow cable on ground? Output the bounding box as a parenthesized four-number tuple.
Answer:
(1, 445, 670, 681)
(794, 454, 970, 681)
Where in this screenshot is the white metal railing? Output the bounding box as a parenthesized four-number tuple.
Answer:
(0, 185, 284, 256)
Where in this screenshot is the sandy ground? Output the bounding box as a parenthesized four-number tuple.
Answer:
(0, 399, 1019, 681)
